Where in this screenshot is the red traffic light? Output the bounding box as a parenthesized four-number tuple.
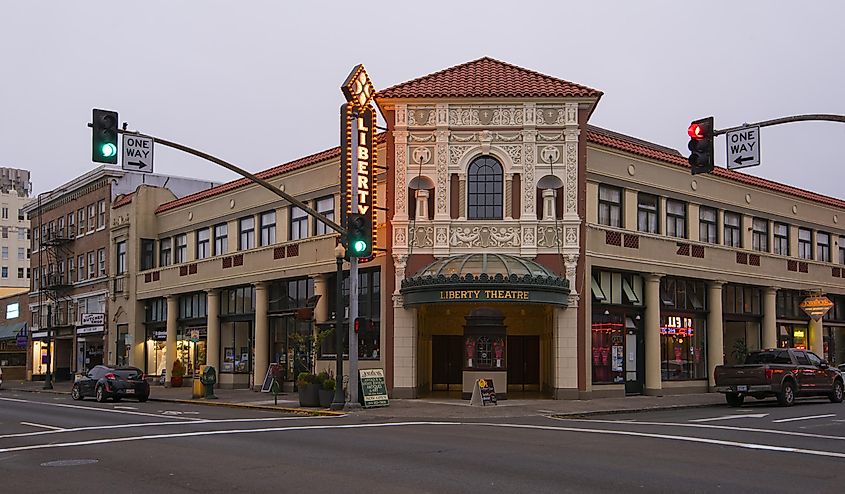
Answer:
(688, 123, 705, 140)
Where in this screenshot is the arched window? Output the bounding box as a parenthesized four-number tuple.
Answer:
(467, 156, 503, 220)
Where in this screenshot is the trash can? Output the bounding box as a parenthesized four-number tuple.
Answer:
(199, 365, 217, 399)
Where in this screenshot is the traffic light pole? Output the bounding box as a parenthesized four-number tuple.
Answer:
(347, 112, 360, 408)
(713, 114, 845, 136)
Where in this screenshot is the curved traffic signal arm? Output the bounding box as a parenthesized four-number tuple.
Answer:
(688, 116, 714, 175)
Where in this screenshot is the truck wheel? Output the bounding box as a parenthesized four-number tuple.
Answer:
(725, 393, 744, 407)
(778, 381, 796, 407)
(830, 379, 844, 404)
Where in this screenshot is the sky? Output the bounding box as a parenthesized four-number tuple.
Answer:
(2, 1, 844, 199)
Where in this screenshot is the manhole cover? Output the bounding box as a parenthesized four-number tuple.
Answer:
(41, 459, 99, 467)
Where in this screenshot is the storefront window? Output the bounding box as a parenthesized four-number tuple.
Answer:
(220, 321, 251, 374)
(660, 315, 706, 380)
(321, 268, 381, 360)
(591, 313, 624, 384)
(145, 330, 167, 376)
(779, 324, 808, 350)
(177, 328, 206, 377)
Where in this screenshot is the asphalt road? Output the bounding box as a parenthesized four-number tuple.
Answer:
(1, 390, 844, 493)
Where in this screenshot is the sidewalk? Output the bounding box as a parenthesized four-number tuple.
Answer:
(1, 379, 726, 419)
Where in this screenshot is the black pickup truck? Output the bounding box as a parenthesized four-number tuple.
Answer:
(714, 348, 844, 407)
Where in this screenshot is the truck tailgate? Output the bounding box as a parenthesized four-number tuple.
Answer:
(715, 365, 769, 386)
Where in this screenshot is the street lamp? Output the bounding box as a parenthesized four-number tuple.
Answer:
(331, 243, 345, 410)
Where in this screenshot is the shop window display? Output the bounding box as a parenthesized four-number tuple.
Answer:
(660, 315, 706, 380)
(591, 313, 624, 384)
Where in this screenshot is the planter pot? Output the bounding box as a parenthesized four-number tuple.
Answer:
(298, 383, 320, 407)
(171, 376, 183, 388)
(318, 389, 334, 408)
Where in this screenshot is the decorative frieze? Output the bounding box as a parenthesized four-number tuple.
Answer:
(394, 131, 409, 217)
(408, 107, 435, 127)
(450, 226, 521, 248)
(435, 130, 449, 215)
(448, 105, 524, 126)
(450, 145, 472, 166)
(409, 226, 434, 248)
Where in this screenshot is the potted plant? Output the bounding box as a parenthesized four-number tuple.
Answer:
(297, 371, 320, 407)
(171, 360, 185, 388)
(319, 377, 336, 408)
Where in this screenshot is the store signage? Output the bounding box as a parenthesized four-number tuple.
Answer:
(77, 325, 104, 335)
(190, 329, 200, 343)
(16, 332, 28, 348)
(32, 331, 47, 339)
(661, 316, 694, 336)
(341, 64, 378, 250)
(440, 289, 530, 301)
(800, 295, 833, 321)
(81, 313, 105, 326)
(152, 330, 167, 340)
(469, 378, 497, 406)
(358, 368, 389, 408)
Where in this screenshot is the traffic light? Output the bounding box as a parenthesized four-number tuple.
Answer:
(687, 116, 714, 175)
(92, 109, 118, 164)
(346, 212, 372, 258)
(354, 317, 371, 334)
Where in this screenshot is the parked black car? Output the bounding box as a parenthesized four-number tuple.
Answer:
(71, 365, 149, 402)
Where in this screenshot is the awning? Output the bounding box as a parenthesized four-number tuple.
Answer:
(0, 321, 27, 340)
(400, 253, 570, 307)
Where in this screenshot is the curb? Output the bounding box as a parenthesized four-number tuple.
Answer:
(2, 387, 344, 417)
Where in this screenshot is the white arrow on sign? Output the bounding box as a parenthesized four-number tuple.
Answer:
(726, 126, 760, 170)
(689, 413, 769, 422)
(122, 134, 154, 173)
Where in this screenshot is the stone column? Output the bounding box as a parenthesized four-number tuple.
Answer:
(505, 173, 513, 220)
(762, 287, 778, 349)
(253, 281, 270, 391)
(206, 289, 220, 373)
(644, 274, 663, 395)
(809, 317, 824, 356)
(312, 274, 329, 323)
(458, 173, 467, 219)
(542, 189, 556, 220)
(392, 295, 418, 398)
(415, 189, 429, 220)
(165, 295, 178, 387)
(707, 281, 725, 388)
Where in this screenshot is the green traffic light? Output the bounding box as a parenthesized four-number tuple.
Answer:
(352, 240, 368, 253)
(101, 143, 117, 158)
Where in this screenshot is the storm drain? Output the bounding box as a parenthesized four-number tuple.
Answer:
(41, 459, 99, 467)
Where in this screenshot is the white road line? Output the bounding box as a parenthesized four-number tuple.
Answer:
(2, 421, 845, 460)
(548, 417, 845, 441)
(0, 415, 331, 439)
(772, 414, 837, 423)
(19, 422, 64, 431)
(689, 413, 768, 422)
(0, 396, 200, 421)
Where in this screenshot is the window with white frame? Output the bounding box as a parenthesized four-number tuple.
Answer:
(239, 216, 255, 250)
(214, 223, 227, 256)
(88, 204, 96, 232)
(752, 218, 768, 252)
(196, 228, 210, 259)
(665, 199, 686, 238)
(88, 251, 95, 278)
(817, 231, 831, 262)
(315, 196, 335, 236)
(773, 222, 789, 256)
(98, 200, 106, 228)
(260, 211, 276, 246)
(699, 206, 717, 244)
(289, 207, 307, 241)
(724, 212, 742, 248)
(798, 228, 813, 260)
(98, 248, 106, 276)
(175, 234, 188, 263)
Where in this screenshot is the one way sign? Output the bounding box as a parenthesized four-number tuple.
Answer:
(122, 135, 154, 173)
(726, 126, 760, 170)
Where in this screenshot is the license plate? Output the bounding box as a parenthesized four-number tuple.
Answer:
(736, 385, 748, 392)
(124, 389, 135, 394)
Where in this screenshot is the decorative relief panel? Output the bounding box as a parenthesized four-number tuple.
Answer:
(536, 106, 565, 126)
(523, 103, 536, 126)
(522, 226, 537, 247)
(565, 227, 578, 246)
(539, 145, 561, 165)
(409, 226, 434, 248)
(436, 104, 448, 126)
(409, 133, 435, 142)
(408, 107, 435, 127)
(394, 131, 408, 216)
(411, 146, 433, 165)
(537, 226, 562, 248)
(435, 135, 448, 215)
(537, 132, 564, 142)
(564, 103, 578, 125)
(449, 145, 473, 166)
(395, 105, 407, 127)
(501, 145, 522, 165)
(394, 226, 407, 247)
(565, 142, 577, 213)
(435, 227, 448, 246)
(448, 106, 524, 126)
(450, 226, 521, 248)
(522, 131, 536, 214)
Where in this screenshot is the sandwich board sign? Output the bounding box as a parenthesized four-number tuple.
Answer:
(469, 378, 497, 406)
(358, 368, 389, 408)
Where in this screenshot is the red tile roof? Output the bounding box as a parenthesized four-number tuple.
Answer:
(112, 192, 134, 209)
(377, 57, 602, 99)
(155, 133, 386, 214)
(586, 125, 845, 210)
